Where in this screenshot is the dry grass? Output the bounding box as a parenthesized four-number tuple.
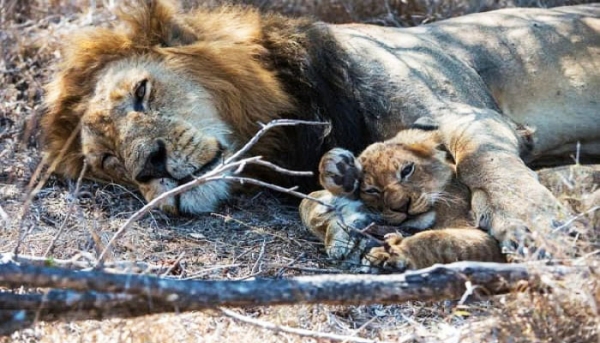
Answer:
(1, 0, 599, 342)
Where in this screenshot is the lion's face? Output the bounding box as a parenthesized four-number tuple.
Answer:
(43, 1, 297, 215)
(357, 130, 453, 225)
(80, 59, 234, 214)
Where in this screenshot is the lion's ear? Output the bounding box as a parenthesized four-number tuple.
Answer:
(117, 0, 197, 47)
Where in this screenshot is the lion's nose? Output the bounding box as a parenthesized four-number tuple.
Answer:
(135, 139, 170, 183)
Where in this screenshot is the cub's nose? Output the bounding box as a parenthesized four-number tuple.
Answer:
(135, 139, 170, 183)
(387, 196, 410, 213)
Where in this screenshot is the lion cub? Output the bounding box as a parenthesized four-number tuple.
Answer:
(301, 124, 505, 271)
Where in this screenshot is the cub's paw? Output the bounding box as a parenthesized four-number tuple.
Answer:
(361, 233, 413, 273)
(326, 224, 381, 270)
(318, 148, 362, 199)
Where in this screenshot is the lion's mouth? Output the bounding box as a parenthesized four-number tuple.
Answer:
(177, 145, 225, 185)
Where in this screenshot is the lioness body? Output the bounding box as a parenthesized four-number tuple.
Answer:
(43, 1, 600, 267)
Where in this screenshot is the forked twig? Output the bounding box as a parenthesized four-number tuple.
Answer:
(225, 119, 329, 165)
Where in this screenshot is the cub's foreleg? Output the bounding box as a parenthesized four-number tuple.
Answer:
(363, 228, 506, 272)
(299, 190, 380, 269)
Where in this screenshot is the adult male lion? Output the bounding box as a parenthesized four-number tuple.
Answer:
(43, 0, 600, 263)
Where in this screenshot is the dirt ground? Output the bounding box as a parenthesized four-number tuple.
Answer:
(1, 0, 599, 342)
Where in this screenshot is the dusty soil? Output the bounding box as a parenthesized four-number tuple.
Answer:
(1, 0, 599, 342)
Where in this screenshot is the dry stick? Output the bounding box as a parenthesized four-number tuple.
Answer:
(553, 205, 600, 233)
(161, 252, 186, 277)
(44, 161, 88, 257)
(95, 156, 323, 266)
(0, 290, 153, 318)
(96, 120, 333, 266)
(219, 307, 389, 343)
(251, 239, 267, 275)
(215, 175, 335, 207)
(0, 261, 587, 311)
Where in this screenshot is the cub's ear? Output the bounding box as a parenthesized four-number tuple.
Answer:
(389, 128, 442, 158)
(393, 117, 451, 160)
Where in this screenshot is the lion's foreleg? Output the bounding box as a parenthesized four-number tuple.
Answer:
(436, 106, 570, 257)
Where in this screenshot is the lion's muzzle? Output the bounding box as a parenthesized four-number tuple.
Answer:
(135, 139, 171, 183)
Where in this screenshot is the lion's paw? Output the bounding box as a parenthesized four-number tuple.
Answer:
(472, 185, 562, 261)
(318, 148, 362, 198)
(361, 233, 413, 273)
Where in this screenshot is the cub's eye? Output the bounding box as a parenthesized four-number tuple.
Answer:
(399, 162, 415, 180)
(133, 79, 148, 112)
(362, 187, 381, 195)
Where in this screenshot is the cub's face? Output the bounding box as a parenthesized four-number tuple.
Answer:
(357, 131, 453, 225)
(80, 59, 234, 214)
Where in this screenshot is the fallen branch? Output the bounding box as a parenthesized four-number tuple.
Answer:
(0, 259, 591, 335)
(0, 260, 588, 310)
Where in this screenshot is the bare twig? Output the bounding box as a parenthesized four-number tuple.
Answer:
(0, 259, 593, 336)
(217, 175, 334, 208)
(14, 121, 83, 257)
(219, 307, 388, 343)
(224, 119, 329, 165)
(161, 252, 186, 277)
(44, 161, 88, 257)
(251, 239, 267, 275)
(181, 264, 241, 280)
(553, 206, 600, 232)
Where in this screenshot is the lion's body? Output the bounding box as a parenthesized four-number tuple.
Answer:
(329, 8, 600, 164)
(43, 1, 600, 268)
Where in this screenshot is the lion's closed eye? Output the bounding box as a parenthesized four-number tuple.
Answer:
(100, 153, 121, 171)
(133, 79, 149, 112)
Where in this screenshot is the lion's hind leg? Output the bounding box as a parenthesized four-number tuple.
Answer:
(363, 228, 506, 273)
